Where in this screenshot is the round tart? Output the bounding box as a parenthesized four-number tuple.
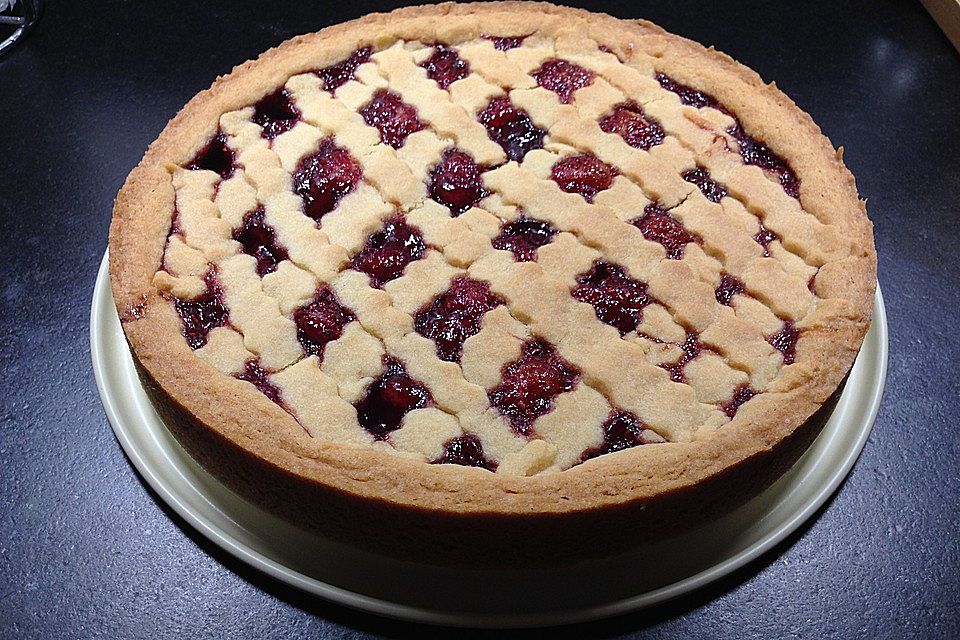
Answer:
(109, 2, 876, 562)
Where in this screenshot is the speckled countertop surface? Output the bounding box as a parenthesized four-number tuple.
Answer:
(1, 1, 958, 637)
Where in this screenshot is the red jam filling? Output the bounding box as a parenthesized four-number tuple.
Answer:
(427, 148, 490, 216)
(571, 261, 651, 335)
(661, 332, 702, 383)
(769, 321, 799, 365)
(485, 35, 527, 51)
(682, 167, 728, 203)
(492, 215, 557, 262)
(715, 273, 746, 306)
(433, 434, 497, 471)
(251, 88, 301, 140)
(599, 101, 665, 151)
(420, 44, 470, 89)
(414, 276, 504, 363)
(550, 153, 618, 202)
(355, 357, 432, 440)
(174, 269, 229, 350)
(723, 385, 758, 417)
(351, 217, 426, 287)
(292, 287, 355, 360)
(293, 138, 363, 221)
(656, 72, 800, 199)
(360, 89, 426, 149)
(727, 123, 800, 199)
(477, 96, 545, 161)
(236, 359, 284, 406)
(632, 204, 699, 259)
(186, 131, 235, 179)
(317, 46, 372, 92)
(532, 58, 595, 104)
(754, 222, 779, 256)
(581, 411, 654, 461)
(233, 207, 289, 276)
(655, 72, 720, 110)
(489, 339, 580, 437)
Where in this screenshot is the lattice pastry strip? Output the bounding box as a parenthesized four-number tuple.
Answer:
(370, 42, 507, 166)
(508, 73, 824, 295)
(218, 112, 349, 285)
(517, 147, 722, 275)
(285, 70, 425, 209)
(269, 341, 471, 464)
(232, 113, 394, 258)
(217, 254, 302, 370)
(268, 220, 648, 471)
(533, 234, 750, 405)
(328, 264, 560, 473)
(269, 356, 373, 445)
(481, 161, 782, 390)
(406, 200, 503, 268)
(153, 178, 306, 371)
(510, 88, 696, 208)
(194, 326, 255, 377)
(483, 162, 669, 279)
(503, 80, 817, 334)
(568, 55, 851, 268)
(153, 170, 231, 299)
(556, 63, 826, 274)
(403, 190, 747, 411)
(468, 251, 726, 442)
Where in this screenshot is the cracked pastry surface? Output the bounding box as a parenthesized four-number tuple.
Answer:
(110, 2, 875, 514)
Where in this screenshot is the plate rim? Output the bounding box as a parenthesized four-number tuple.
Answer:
(90, 251, 888, 628)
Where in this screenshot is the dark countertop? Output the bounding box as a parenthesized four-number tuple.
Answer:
(1, 1, 958, 637)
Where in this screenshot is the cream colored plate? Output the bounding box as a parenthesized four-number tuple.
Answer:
(90, 252, 887, 628)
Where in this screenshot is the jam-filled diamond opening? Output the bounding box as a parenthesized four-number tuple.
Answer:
(421, 44, 470, 89)
(427, 148, 490, 216)
(754, 222, 779, 256)
(414, 276, 504, 363)
(632, 204, 700, 259)
(727, 123, 800, 199)
(236, 359, 285, 406)
(478, 96, 545, 161)
(581, 411, 662, 462)
(351, 216, 427, 287)
(660, 331, 702, 383)
(173, 268, 229, 350)
(316, 46, 372, 92)
(252, 88, 301, 140)
(682, 167, 727, 203)
(356, 356, 433, 440)
(655, 72, 720, 110)
(715, 273, 746, 306)
(293, 138, 363, 221)
(599, 101, 665, 151)
(492, 215, 557, 262)
(293, 287, 356, 360)
(360, 89, 426, 149)
(433, 434, 497, 471)
(233, 207, 289, 276)
(571, 261, 651, 335)
(186, 131, 236, 179)
(769, 321, 799, 365)
(484, 34, 527, 51)
(723, 384, 758, 418)
(532, 58, 595, 104)
(550, 153, 618, 202)
(489, 339, 580, 437)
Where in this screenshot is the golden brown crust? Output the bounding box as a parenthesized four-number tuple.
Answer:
(109, 2, 876, 538)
